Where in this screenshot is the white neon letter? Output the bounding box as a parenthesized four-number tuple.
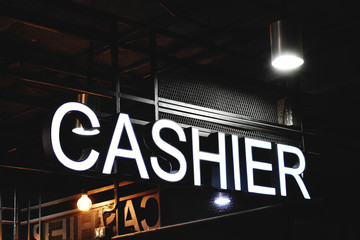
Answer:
(103, 113, 149, 179)
(277, 144, 310, 199)
(192, 128, 227, 189)
(245, 138, 275, 195)
(150, 119, 187, 182)
(232, 135, 241, 191)
(51, 102, 100, 171)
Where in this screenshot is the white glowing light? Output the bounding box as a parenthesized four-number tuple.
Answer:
(77, 194, 92, 211)
(272, 54, 304, 71)
(72, 127, 100, 136)
(214, 194, 231, 206)
(150, 119, 187, 182)
(51, 102, 100, 171)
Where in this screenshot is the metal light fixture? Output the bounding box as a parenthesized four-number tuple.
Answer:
(77, 192, 93, 211)
(270, 20, 304, 71)
(72, 93, 100, 136)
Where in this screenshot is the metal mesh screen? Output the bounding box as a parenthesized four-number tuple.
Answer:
(159, 74, 290, 123)
(159, 112, 301, 146)
(158, 71, 300, 127)
(158, 71, 302, 147)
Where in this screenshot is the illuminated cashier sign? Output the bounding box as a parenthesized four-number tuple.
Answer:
(44, 102, 310, 199)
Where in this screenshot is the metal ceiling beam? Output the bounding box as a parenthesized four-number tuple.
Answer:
(19, 0, 262, 66)
(23, 59, 112, 84)
(1, 72, 114, 99)
(1, 72, 155, 109)
(0, 3, 111, 43)
(0, 90, 53, 110)
(0, 2, 226, 77)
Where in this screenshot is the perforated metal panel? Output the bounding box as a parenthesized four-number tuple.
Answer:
(159, 112, 301, 146)
(158, 71, 302, 146)
(158, 72, 300, 127)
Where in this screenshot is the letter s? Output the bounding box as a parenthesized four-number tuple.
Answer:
(149, 119, 187, 182)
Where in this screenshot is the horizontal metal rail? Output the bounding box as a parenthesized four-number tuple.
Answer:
(158, 97, 303, 135)
(20, 181, 133, 213)
(3, 73, 114, 99)
(122, 93, 155, 105)
(112, 204, 284, 239)
(3, 73, 155, 104)
(20, 187, 159, 225)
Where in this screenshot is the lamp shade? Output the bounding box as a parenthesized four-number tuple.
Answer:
(72, 93, 100, 136)
(270, 20, 304, 71)
(72, 123, 100, 136)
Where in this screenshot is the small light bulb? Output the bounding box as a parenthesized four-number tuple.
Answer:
(77, 194, 92, 211)
(214, 193, 231, 206)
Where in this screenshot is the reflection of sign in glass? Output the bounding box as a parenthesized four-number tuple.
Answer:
(120, 192, 161, 234)
(32, 191, 160, 239)
(44, 102, 310, 199)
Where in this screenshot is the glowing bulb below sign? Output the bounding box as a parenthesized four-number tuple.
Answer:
(214, 193, 231, 206)
(272, 54, 304, 71)
(77, 194, 92, 211)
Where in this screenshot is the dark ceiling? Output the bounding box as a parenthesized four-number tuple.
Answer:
(0, 1, 358, 118)
(0, 0, 359, 212)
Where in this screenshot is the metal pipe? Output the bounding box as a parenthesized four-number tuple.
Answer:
(0, 193, 2, 238)
(100, 181, 120, 229)
(111, 23, 121, 114)
(6, 74, 114, 99)
(27, 199, 30, 240)
(38, 192, 41, 240)
(150, 31, 159, 120)
(114, 180, 119, 235)
(87, 40, 95, 85)
(13, 189, 18, 240)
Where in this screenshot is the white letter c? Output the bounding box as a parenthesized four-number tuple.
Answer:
(51, 102, 100, 171)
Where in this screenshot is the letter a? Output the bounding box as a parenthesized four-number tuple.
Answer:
(103, 113, 149, 179)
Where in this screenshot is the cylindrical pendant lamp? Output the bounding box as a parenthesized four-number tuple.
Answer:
(72, 93, 100, 136)
(270, 20, 304, 71)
